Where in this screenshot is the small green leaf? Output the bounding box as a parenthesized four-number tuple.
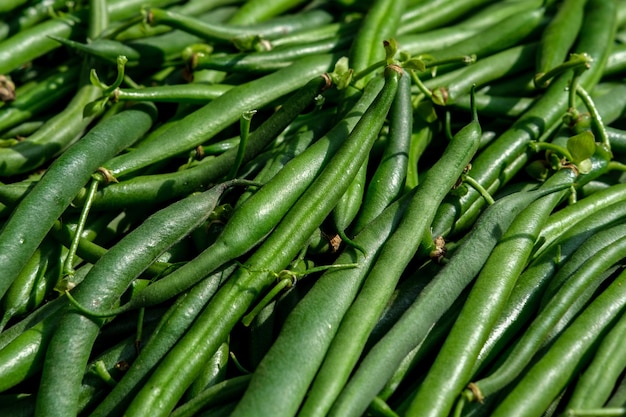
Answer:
(404, 58, 426, 72)
(567, 131, 596, 164)
(415, 100, 438, 123)
(577, 158, 593, 174)
(329, 56, 353, 90)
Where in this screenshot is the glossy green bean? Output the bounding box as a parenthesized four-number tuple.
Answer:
(231, 189, 417, 417)
(303, 91, 480, 417)
(535, 0, 588, 78)
(351, 68, 411, 234)
(330, 173, 574, 417)
(226, 0, 307, 25)
(490, 269, 626, 417)
(147, 7, 333, 45)
(123, 66, 401, 417)
(191, 40, 348, 73)
(0, 63, 79, 134)
(102, 54, 337, 180)
(0, 102, 156, 301)
(431, 0, 617, 238)
(468, 222, 626, 404)
(36, 180, 245, 417)
(80, 76, 383, 317)
(477, 198, 626, 371)
(565, 307, 626, 409)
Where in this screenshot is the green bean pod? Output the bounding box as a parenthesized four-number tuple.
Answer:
(35, 180, 247, 417)
(123, 65, 402, 417)
(191, 39, 349, 73)
(82, 74, 382, 315)
(535, 183, 626, 257)
(301, 92, 481, 417)
(231, 189, 417, 417)
(348, 0, 407, 77)
(227, 0, 307, 25)
(463, 209, 626, 407)
(87, 265, 237, 417)
(103, 54, 337, 180)
(85, 73, 330, 210)
(0, 236, 61, 330)
(565, 307, 626, 410)
(0, 309, 57, 393)
(351, 67, 411, 234)
(535, 0, 588, 78)
(424, 42, 538, 106)
(382, 169, 573, 417)
(424, 7, 545, 68)
(490, 268, 626, 417)
(169, 375, 252, 417)
(476, 196, 626, 373)
(113, 83, 233, 104)
(147, 7, 333, 45)
(397, 0, 498, 35)
(0, 102, 157, 300)
(431, 0, 617, 238)
(0, 63, 79, 134)
(329, 173, 574, 417)
(330, 157, 368, 240)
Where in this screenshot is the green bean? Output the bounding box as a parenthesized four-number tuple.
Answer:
(0, 14, 85, 76)
(232, 189, 417, 417)
(36, 179, 247, 417)
(112, 83, 233, 103)
(76, 75, 382, 317)
(399, 169, 574, 417)
(431, 0, 617, 238)
(87, 265, 236, 417)
(423, 43, 538, 106)
(0, 0, 70, 41)
(467, 222, 626, 405)
(477, 194, 626, 366)
(490, 269, 626, 417)
(452, 93, 535, 119)
(604, 42, 626, 77)
(269, 18, 360, 49)
(77, 319, 160, 414)
(534, 182, 626, 258)
(0, 102, 156, 301)
(0, 236, 61, 330)
(185, 340, 230, 400)
(426, 8, 545, 71)
(226, 0, 309, 25)
(348, 0, 407, 78)
(350, 68, 411, 234)
(329, 172, 574, 417)
(301, 88, 480, 417)
(397, 0, 499, 35)
(0, 64, 103, 177)
(330, 156, 368, 243)
(123, 65, 401, 417)
(395, 0, 543, 56)
(147, 7, 333, 46)
(191, 40, 349, 73)
(102, 54, 336, 180)
(535, 0, 588, 80)
(0, 63, 79, 134)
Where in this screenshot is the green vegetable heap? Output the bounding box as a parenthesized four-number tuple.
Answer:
(0, 0, 625, 416)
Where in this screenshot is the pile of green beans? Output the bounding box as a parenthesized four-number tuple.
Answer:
(0, 0, 625, 416)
